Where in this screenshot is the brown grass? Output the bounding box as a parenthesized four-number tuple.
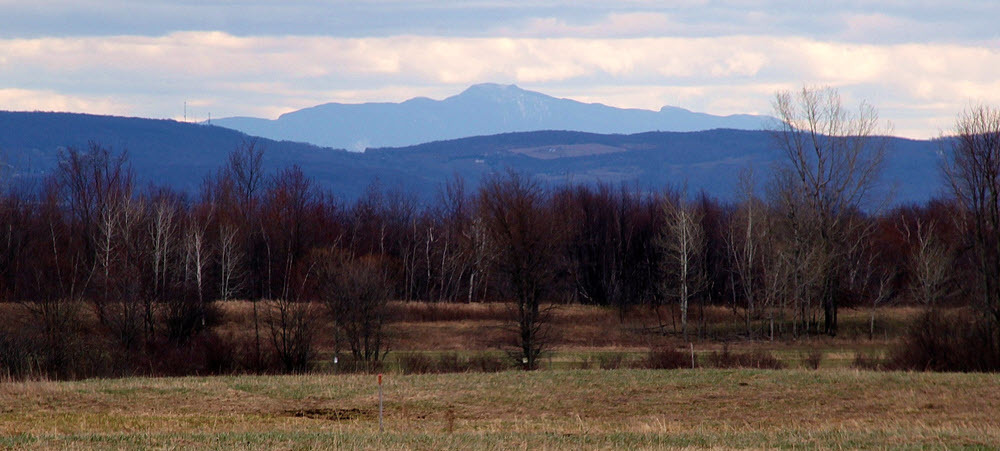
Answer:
(0, 300, 928, 372)
(1, 369, 998, 449)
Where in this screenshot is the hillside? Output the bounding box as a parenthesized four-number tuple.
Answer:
(0, 111, 413, 200)
(1, 111, 943, 204)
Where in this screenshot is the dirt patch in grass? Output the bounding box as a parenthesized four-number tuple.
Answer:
(284, 407, 372, 421)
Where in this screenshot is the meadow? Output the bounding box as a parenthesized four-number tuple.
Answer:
(5, 302, 995, 449)
(2, 369, 997, 449)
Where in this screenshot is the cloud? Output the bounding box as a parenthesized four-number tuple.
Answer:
(0, 88, 129, 114)
(2, 32, 999, 138)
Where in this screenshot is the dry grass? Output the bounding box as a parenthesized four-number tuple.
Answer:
(0, 300, 926, 371)
(1, 369, 998, 449)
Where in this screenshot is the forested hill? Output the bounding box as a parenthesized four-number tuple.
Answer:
(0, 111, 944, 204)
(368, 129, 943, 205)
(0, 111, 400, 199)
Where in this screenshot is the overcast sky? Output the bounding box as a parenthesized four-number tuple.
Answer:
(2, 1, 999, 138)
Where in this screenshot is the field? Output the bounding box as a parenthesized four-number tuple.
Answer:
(4, 302, 992, 449)
(2, 369, 998, 449)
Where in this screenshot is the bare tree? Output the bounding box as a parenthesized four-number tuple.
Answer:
(94, 193, 146, 350)
(224, 140, 266, 364)
(726, 169, 767, 338)
(771, 86, 891, 335)
(904, 220, 954, 309)
(17, 185, 90, 376)
(657, 192, 705, 342)
(478, 171, 561, 370)
(146, 193, 178, 342)
(942, 105, 1000, 327)
(217, 223, 245, 302)
(165, 207, 213, 343)
(265, 296, 316, 372)
(316, 251, 390, 367)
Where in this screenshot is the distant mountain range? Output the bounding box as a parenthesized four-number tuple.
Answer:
(212, 83, 773, 151)
(0, 111, 945, 205)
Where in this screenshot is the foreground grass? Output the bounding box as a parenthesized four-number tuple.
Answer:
(2, 369, 998, 449)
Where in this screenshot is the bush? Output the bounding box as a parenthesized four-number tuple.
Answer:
(889, 310, 1000, 372)
(852, 352, 886, 371)
(398, 353, 437, 374)
(435, 353, 467, 373)
(573, 355, 595, 370)
(397, 352, 512, 374)
(467, 353, 511, 372)
(331, 354, 383, 374)
(637, 347, 690, 370)
(0, 332, 37, 379)
(802, 350, 824, 370)
(145, 331, 246, 376)
(598, 353, 626, 370)
(707, 344, 784, 369)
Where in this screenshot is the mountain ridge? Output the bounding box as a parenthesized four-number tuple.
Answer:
(212, 83, 772, 151)
(0, 111, 941, 205)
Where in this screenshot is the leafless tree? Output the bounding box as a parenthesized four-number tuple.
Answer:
(726, 169, 767, 338)
(224, 140, 266, 363)
(146, 194, 178, 341)
(217, 223, 245, 301)
(316, 251, 391, 366)
(17, 186, 90, 376)
(478, 171, 561, 370)
(771, 86, 891, 335)
(94, 193, 146, 350)
(265, 295, 316, 372)
(657, 192, 705, 342)
(942, 104, 1000, 327)
(904, 220, 954, 309)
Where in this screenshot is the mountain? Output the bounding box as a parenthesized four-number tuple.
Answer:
(369, 130, 944, 206)
(0, 111, 415, 199)
(212, 83, 772, 151)
(0, 111, 944, 205)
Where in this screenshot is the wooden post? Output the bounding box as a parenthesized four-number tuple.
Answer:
(378, 373, 383, 433)
(690, 343, 695, 369)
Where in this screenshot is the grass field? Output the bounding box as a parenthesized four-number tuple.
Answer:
(2, 368, 998, 449)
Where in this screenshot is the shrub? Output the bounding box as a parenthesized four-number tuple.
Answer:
(802, 350, 824, 370)
(467, 353, 511, 372)
(707, 344, 784, 369)
(332, 354, 383, 374)
(637, 347, 690, 370)
(598, 353, 626, 370)
(398, 353, 436, 374)
(889, 310, 1000, 372)
(0, 332, 37, 380)
(852, 352, 886, 371)
(574, 355, 595, 370)
(435, 353, 473, 373)
(397, 352, 511, 374)
(388, 302, 507, 323)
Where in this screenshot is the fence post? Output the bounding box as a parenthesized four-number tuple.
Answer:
(378, 373, 384, 433)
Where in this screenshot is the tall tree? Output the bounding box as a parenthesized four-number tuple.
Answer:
(478, 171, 561, 370)
(658, 193, 705, 342)
(943, 105, 1000, 329)
(771, 86, 890, 335)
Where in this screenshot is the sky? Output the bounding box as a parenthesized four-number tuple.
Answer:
(2, 1, 999, 139)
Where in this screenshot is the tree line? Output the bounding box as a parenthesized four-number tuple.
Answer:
(1, 87, 999, 378)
